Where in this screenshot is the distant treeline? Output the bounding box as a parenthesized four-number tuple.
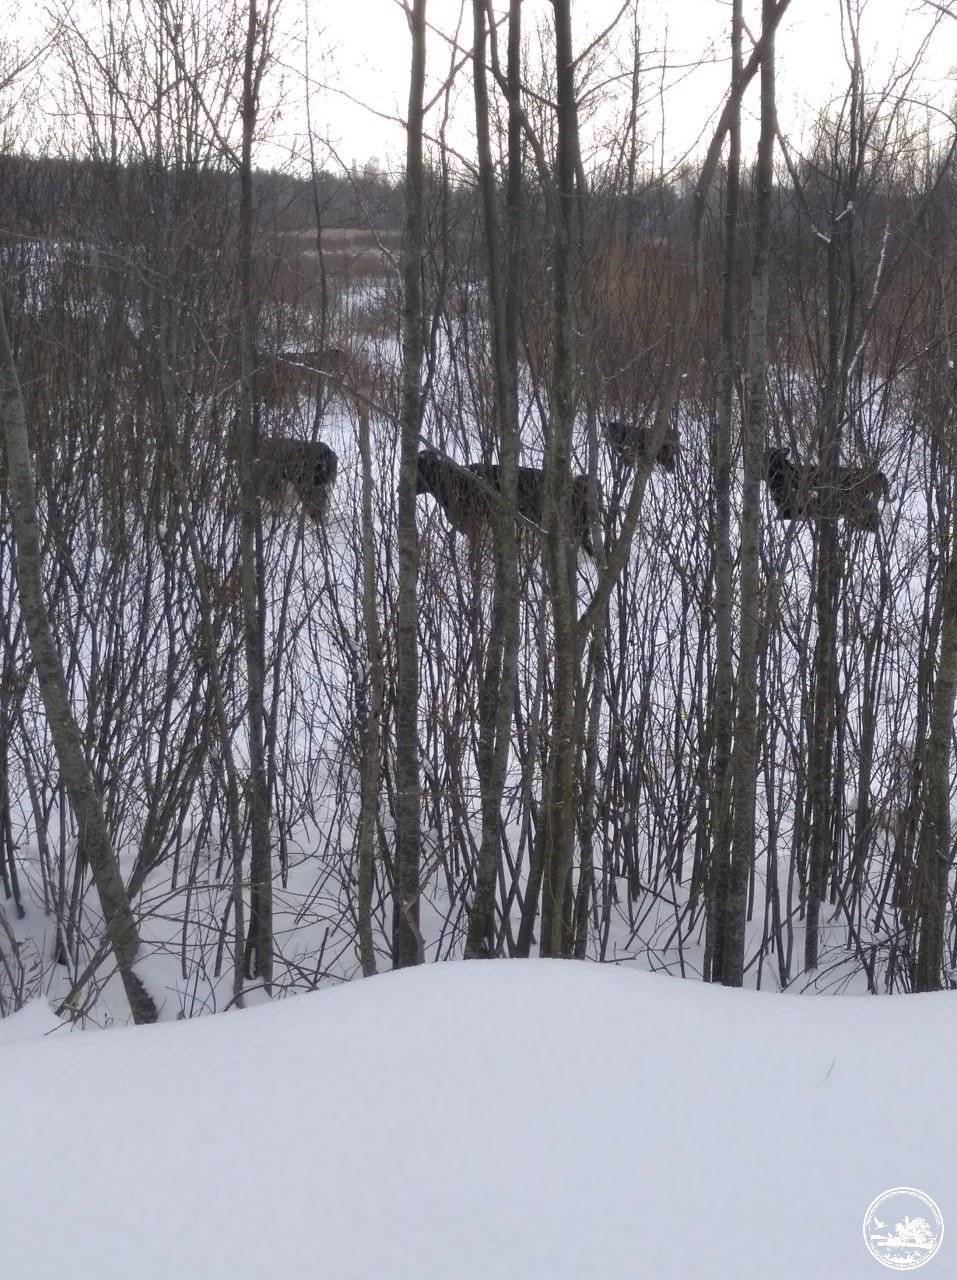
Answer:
(0, 149, 714, 245)
(0, 152, 405, 239)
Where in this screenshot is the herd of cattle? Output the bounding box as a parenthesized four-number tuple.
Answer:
(248, 353, 890, 547)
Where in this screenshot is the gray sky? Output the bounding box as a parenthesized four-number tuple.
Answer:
(298, 0, 955, 173)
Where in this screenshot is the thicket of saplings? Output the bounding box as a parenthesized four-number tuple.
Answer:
(0, 132, 954, 1019)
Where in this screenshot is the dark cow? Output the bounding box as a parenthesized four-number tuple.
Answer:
(807, 462, 891, 534)
(765, 446, 889, 533)
(604, 419, 680, 473)
(765, 447, 816, 520)
(258, 437, 338, 525)
(415, 449, 598, 557)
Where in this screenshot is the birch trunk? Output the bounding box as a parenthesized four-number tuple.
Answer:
(0, 303, 157, 1023)
(357, 397, 381, 976)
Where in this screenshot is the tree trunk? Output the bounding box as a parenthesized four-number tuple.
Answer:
(539, 0, 582, 959)
(705, 0, 743, 984)
(721, 0, 777, 986)
(393, 0, 427, 968)
(237, 0, 273, 989)
(915, 469, 957, 990)
(357, 396, 381, 977)
(805, 41, 863, 972)
(0, 303, 157, 1024)
(464, 0, 523, 959)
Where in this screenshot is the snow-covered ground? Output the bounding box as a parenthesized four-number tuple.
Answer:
(1, 959, 952, 1278)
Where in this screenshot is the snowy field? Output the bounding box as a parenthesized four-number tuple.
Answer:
(1, 958, 953, 1278)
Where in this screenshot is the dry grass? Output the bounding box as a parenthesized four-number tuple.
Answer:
(276, 227, 399, 279)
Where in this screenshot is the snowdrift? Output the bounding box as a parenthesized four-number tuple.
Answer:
(1, 960, 953, 1278)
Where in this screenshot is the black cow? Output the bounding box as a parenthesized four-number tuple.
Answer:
(415, 449, 598, 557)
(258, 438, 338, 525)
(604, 419, 680, 473)
(765, 446, 889, 533)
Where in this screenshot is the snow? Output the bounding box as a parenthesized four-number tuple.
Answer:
(1, 959, 952, 1279)
(0, 998, 60, 1047)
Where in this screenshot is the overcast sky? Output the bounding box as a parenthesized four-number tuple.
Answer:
(293, 0, 955, 174)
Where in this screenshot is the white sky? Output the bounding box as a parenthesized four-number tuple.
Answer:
(294, 0, 956, 174)
(8, 1, 952, 172)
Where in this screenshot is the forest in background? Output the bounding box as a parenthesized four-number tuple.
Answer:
(1, 0, 957, 1023)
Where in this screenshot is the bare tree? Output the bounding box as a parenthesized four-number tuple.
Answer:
(393, 0, 427, 968)
(0, 301, 157, 1023)
(464, 0, 523, 959)
(235, 0, 279, 989)
(704, 0, 744, 984)
(720, 0, 778, 986)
